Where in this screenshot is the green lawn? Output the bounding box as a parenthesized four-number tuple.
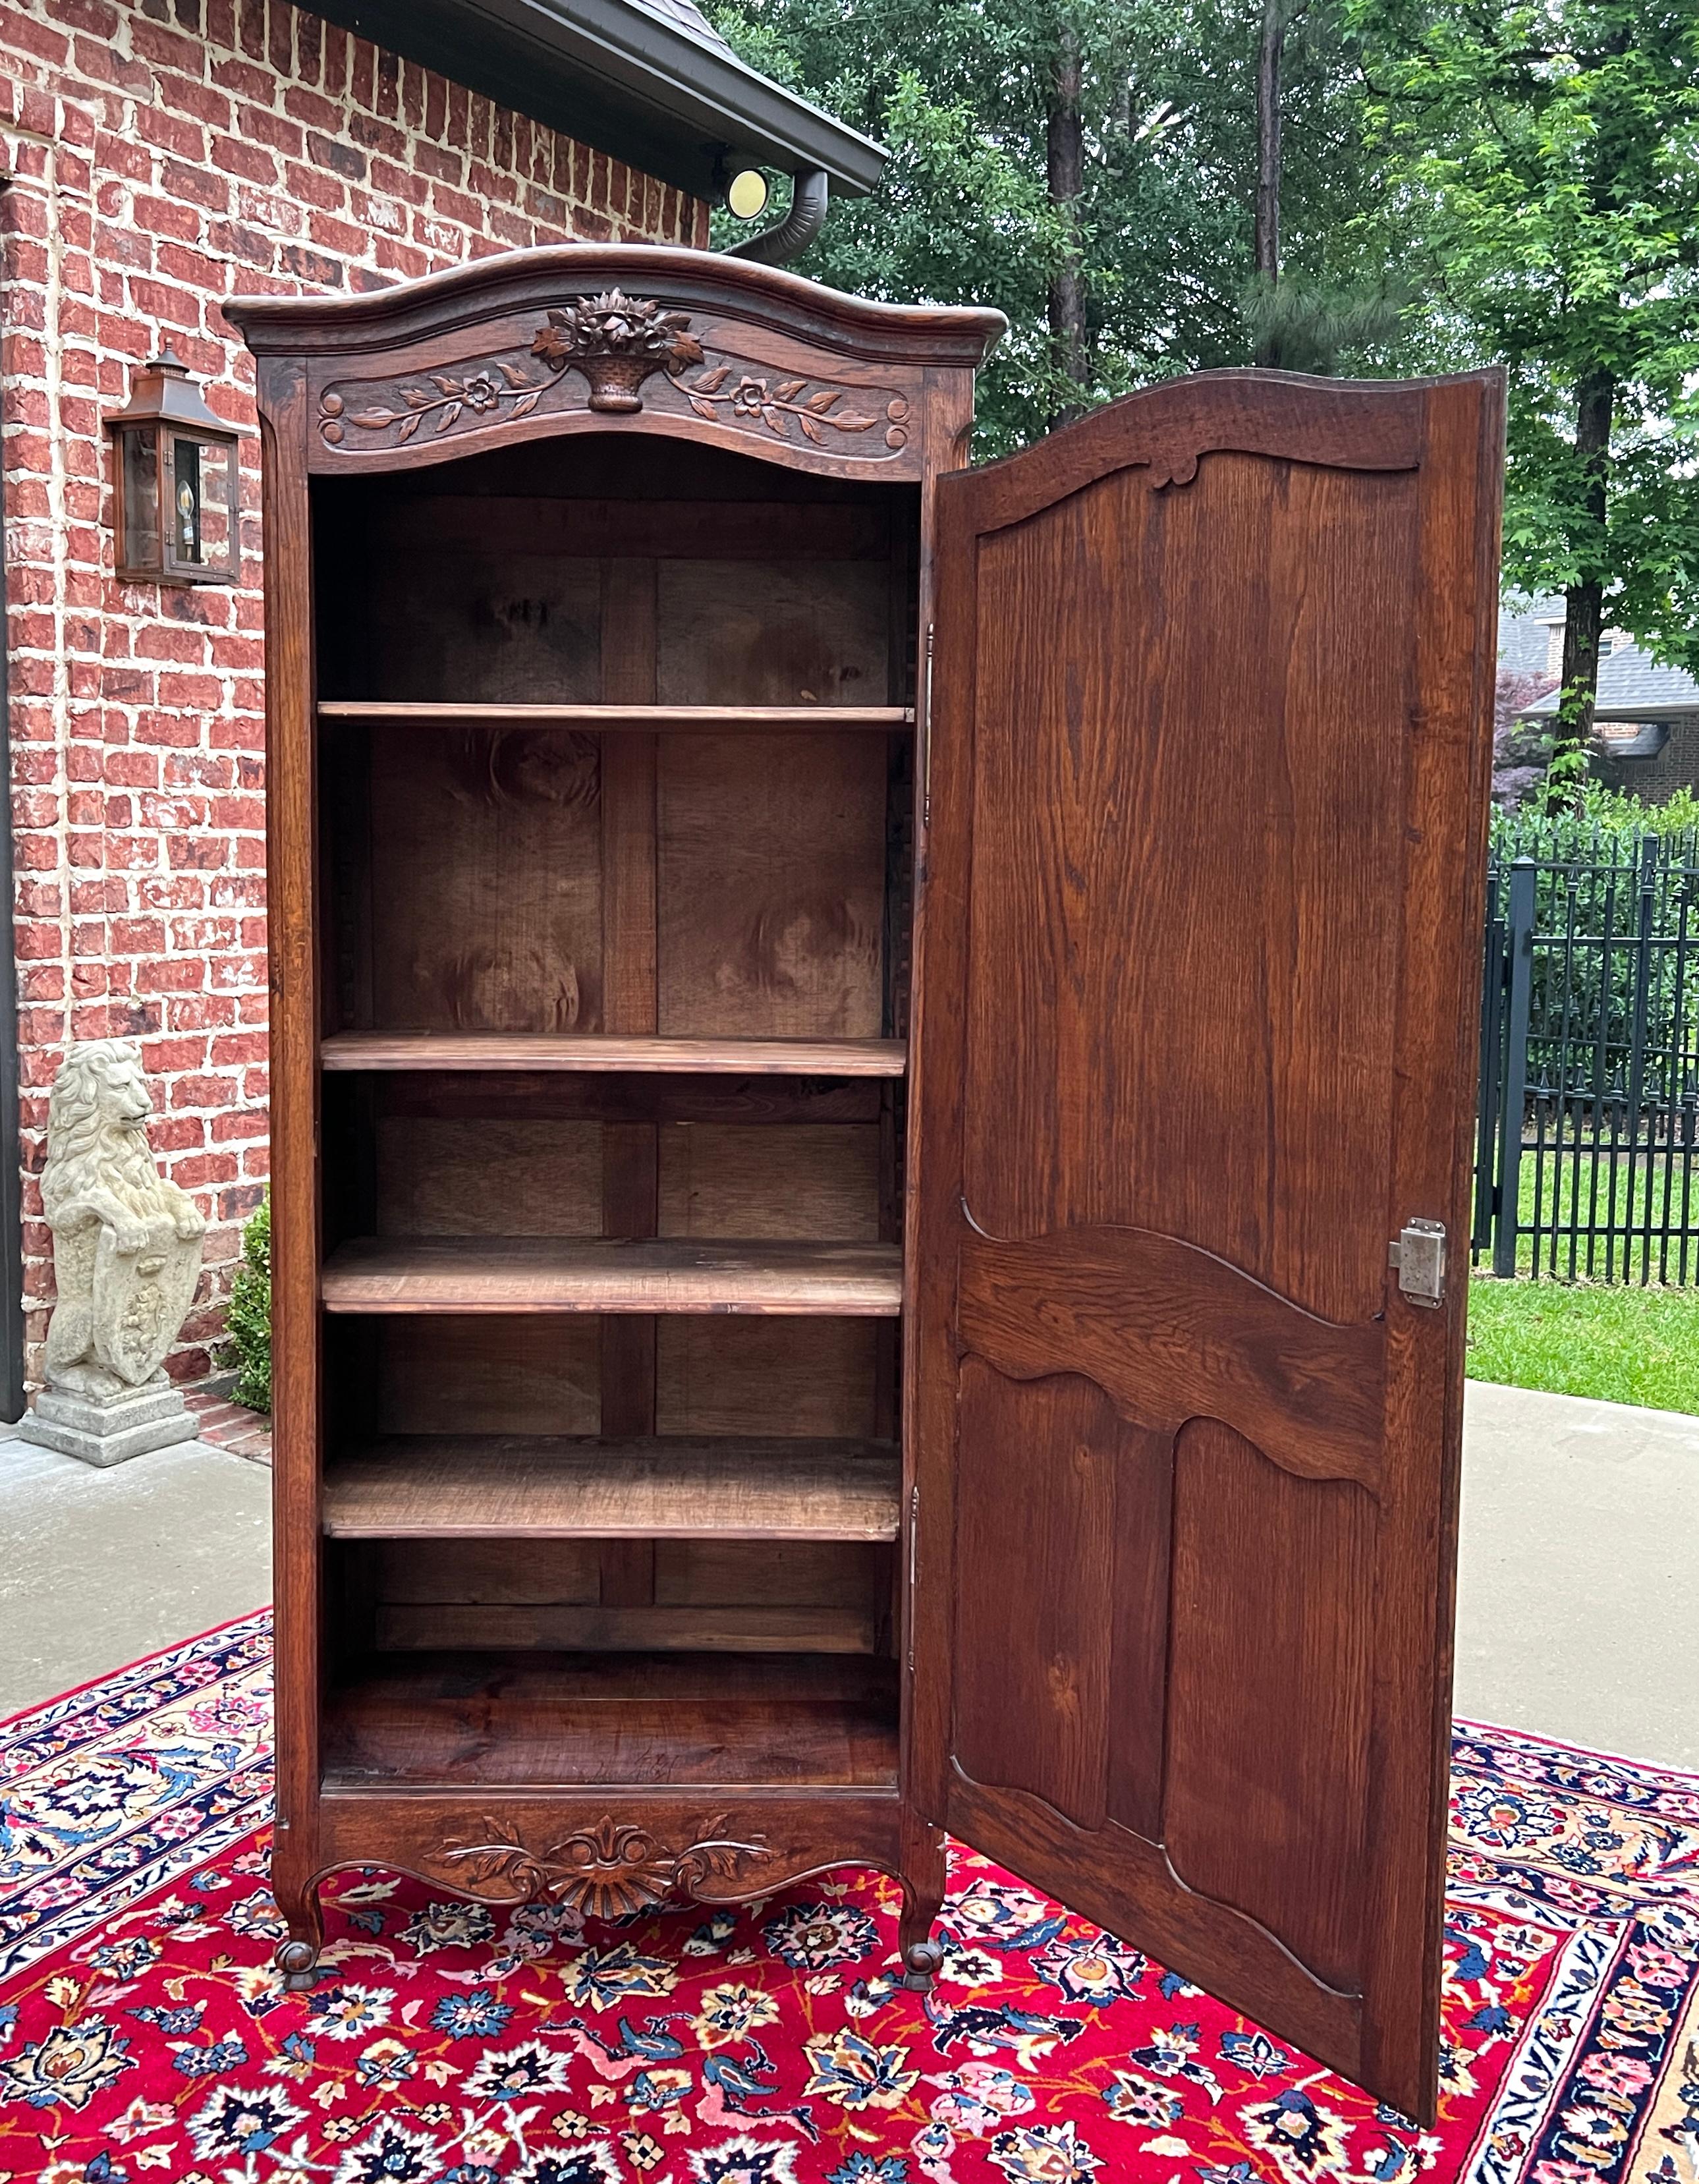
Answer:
(1466, 1273, 1699, 1414)
(1496, 1147, 1699, 1279)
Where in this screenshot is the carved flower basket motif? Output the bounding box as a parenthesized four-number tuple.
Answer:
(530, 290, 704, 413)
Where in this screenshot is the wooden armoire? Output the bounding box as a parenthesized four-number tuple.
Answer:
(228, 246, 1502, 2126)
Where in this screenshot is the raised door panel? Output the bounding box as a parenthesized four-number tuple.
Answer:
(910, 370, 1503, 2123)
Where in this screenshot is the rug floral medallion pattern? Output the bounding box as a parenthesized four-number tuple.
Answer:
(1, 1613, 1696, 2184)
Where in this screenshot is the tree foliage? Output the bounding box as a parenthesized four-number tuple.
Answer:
(1350, 0, 1699, 736)
(710, 0, 1422, 449)
(711, 0, 1699, 717)
(223, 1190, 271, 1414)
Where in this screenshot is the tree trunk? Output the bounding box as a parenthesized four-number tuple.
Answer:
(1047, 22, 1088, 425)
(1549, 367, 1616, 806)
(1253, 0, 1282, 365)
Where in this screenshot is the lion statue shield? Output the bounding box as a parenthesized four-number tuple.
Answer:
(41, 1040, 207, 1397)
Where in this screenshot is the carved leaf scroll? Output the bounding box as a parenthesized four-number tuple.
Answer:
(440, 1812, 769, 1919)
(320, 360, 541, 447)
(682, 362, 908, 449)
(318, 289, 911, 457)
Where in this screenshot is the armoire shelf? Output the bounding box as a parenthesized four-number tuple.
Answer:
(320, 1236, 904, 1315)
(321, 1650, 901, 1790)
(318, 701, 914, 732)
(320, 1033, 908, 1076)
(322, 1436, 903, 1542)
(369, 1604, 881, 1654)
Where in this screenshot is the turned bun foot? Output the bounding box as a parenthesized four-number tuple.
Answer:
(901, 1939, 944, 1991)
(276, 1938, 321, 1992)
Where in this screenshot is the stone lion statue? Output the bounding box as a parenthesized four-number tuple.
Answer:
(41, 1040, 206, 1397)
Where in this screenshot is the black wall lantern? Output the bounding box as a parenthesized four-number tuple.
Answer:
(106, 347, 245, 586)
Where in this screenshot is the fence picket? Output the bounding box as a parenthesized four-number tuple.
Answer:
(1476, 815, 1699, 1281)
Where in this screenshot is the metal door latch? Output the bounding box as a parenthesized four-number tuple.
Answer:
(1388, 1218, 1447, 1306)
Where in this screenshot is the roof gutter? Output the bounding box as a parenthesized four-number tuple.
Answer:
(722, 168, 829, 266)
(312, 0, 886, 204)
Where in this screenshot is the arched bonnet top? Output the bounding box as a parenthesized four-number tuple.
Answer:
(226, 244, 1005, 480)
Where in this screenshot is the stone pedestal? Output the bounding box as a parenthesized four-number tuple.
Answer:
(20, 1378, 199, 1469)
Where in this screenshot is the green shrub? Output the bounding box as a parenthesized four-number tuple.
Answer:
(223, 1190, 271, 1414)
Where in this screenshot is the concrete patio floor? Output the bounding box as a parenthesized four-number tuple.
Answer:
(1455, 1378, 1698, 1770)
(1, 1383, 1695, 1770)
(0, 1428, 271, 1720)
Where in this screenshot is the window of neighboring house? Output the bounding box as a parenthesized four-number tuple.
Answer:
(1542, 622, 1627, 674)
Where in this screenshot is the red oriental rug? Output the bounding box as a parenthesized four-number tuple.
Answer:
(1, 1613, 1696, 2184)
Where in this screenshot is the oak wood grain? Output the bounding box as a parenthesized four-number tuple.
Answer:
(365, 721, 603, 1035)
(596, 559, 661, 1610)
(375, 1117, 602, 1237)
(321, 1649, 901, 1788)
(374, 1318, 600, 1437)
(369, 1073, 885, 1124)
(912, 367, 1503, 2125)
(375, 1603, 879, 1652)
(321, 1235, 904, 1315)
(256, 354, 324, 1946)
(1163, 1418, 1376, 1996)
(321, 1034, 908, 1074)
(958, 1225, 1385, 1490)
(323, 1436, 902, 1540)
(320, 702, 913, 731)
(657, 733, 889, 1040)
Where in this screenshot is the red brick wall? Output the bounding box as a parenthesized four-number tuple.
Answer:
(0, 0, 708, 1387)
(1593, 716, 1699, 802)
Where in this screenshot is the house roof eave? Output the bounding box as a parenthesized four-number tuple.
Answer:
(313, 0, 887, 203)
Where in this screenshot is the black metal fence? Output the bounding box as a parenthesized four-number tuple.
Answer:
(1474, 819, 1699, 1282)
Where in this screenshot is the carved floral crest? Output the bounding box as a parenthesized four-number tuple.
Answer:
(530, 289, 704, 412)
(440, 1812, 769, 1918)
(318, 288, 911, 455)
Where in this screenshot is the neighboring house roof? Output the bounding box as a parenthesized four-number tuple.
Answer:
(314, 0, 887, 202)
(1523, 648, 1699, 721)
(1497, 592, 1565, 681)
(1500, 594, 1699, 720)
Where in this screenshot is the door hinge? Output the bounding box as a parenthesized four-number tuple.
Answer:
(1388, 1218, 1447, 1307)
(921, 622, 935, 831)
(906, 1484, 919, 1677)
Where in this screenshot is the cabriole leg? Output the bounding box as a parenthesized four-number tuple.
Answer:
(273, 1877, 324, 1992)
(897, 1816, 947, 1990)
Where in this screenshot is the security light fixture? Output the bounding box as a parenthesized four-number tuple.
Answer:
(726, 167, 769, 219)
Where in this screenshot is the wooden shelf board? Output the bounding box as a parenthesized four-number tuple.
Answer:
(374, 1604, 878, 1654)
(320, 1033, 906, 1077)
(324, 1436, 901, 1541)
(318, 702, 914, 732)
(321, 1650, 899, 1789)
(321, 1236, 903, 1317)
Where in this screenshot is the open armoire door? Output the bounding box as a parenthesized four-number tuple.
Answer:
(908, 368, 1504, 2125)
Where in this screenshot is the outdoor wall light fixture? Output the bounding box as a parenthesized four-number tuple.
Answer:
(726, 168, 769, 219)
(106, 347, 245, 586)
